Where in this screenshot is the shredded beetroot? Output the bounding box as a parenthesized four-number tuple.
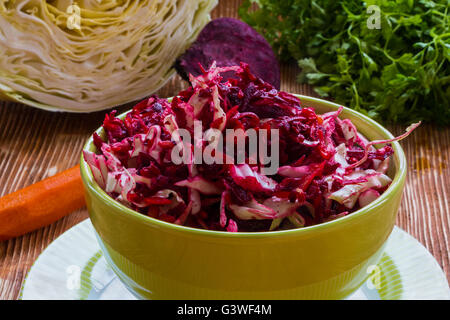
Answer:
(84, 62, 418, 232)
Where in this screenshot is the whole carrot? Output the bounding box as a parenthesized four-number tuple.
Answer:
(0, 165, 85, 241)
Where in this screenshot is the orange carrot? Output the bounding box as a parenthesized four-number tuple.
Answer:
(0, 165, 85, 241)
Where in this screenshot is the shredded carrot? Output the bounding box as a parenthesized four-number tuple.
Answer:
(0, 165, 85, 241)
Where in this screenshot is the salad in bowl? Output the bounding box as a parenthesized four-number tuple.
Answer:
(80, 63, 416, 299)
(84, 63, 418, 233)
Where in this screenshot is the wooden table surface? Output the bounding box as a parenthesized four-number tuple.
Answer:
(0, 1, 448, 300)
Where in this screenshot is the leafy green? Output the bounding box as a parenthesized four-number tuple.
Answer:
(239, 0, 449, 125)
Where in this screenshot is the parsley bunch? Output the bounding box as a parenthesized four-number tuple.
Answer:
(239, 0, 449, 125)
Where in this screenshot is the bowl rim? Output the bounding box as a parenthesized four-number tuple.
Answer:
(80, 94, 407, 239)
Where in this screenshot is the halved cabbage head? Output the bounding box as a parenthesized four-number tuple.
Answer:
(0, 0, 217, 112)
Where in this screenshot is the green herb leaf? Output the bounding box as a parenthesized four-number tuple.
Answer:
(239, 0, 450, 125)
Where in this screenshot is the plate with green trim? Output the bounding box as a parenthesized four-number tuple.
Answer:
(19, 219, 449, 300)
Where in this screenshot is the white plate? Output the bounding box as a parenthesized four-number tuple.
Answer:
(19, 219, 450, 300)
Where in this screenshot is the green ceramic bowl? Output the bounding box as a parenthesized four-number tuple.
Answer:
(80, 95, 407, 299)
